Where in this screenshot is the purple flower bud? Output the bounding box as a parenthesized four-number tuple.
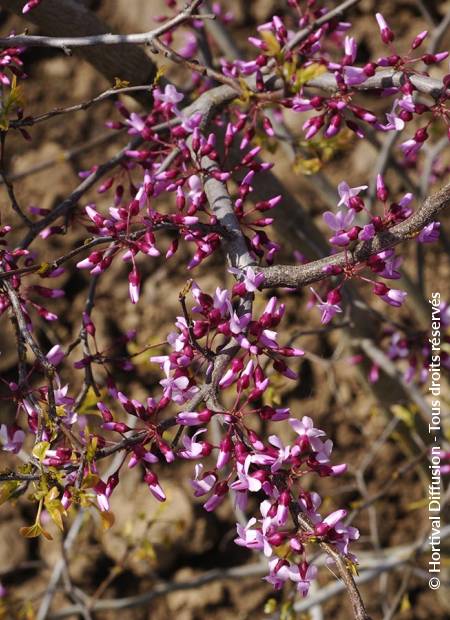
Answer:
(144, 471, 166, 502)
(204, 480, 228, 511)
(414, 127, 428, 143)
(217, 435, 232, 469)
(363, 62, 377, 76)
(324, 113, 342, 138)
(375, 13, 394, 44)
(376, 174, 388, 202)
(128, 268, 140, 304)
(422, 52, 449, 64)
(176, 409, 212, 426)
(417, 221, 440, 243)
(46, 344, 64, 366)
(412, 30, 428, 49)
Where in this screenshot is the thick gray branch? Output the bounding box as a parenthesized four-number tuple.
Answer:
(0, 0, 156, 87)
(308, 69, 446, 99)
(0, 0, 202, 50)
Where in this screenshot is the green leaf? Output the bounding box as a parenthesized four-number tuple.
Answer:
(44, 486, 66, 531)
(293, 62, 326, 89)
(260, 31, 281, 56)
(77, 387, 101, 415)
(0, 480, 20, 505)
(264, 599, 277, 614)
(32, 441, 49, 462)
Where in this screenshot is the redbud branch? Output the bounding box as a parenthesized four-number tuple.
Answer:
(0, 0, 157, 94)
(0, 222, 228, 283)
(291, 507, 372, 620)
(73, 273, 103, 410)
(10, 86, 156, 128)
(0, 133, 34, 228)
(307, 69, 445, 99)
(179, 285, 215, 361)
(0, 471, 40, 482)
(259, 182, 450, 289)
(46, 561, 269, 618)
(18, 122, 183, 248)
(36, 509, 85, 620)
(284, 0, 362, 52)
(2, 279, 57, 424)
(0, 0, 205, 50)
(19, 135, 142, 247)
(150, 38, 243, 94)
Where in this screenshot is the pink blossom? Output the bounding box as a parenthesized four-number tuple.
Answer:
(234, 517, 265, 551)
(418, 221, 440, 243)
(144, 471, 166, 502)
(154, 84, 184, 109)
(376, 250, 402, 279)
(310, 288, 342, 324)
(343, 66, 368, 86)
(343, 36, 357, 63)
(178, 32, 197, 58)
(180, 111, 202, 133)
(400, 138, 422, 160)
(179, 429, 209, 459)
(216, 435, 232, 469)
(94, 480, 110, 512)
(204, 481, 228, 511)
(22, 0, 42, 13)
(125, 112, 146, 134)
(374, 283, 407, 307)
(359, 223, 375, 241)
(190, 464, 217, 497)
(290, 416, 326, 451)
(292, 96, 314, 112)
(176, 409, 212, 426)
(375, 13, 394, 44)
(337, 182, 368, 208)
(323, 209, 355, 231)
(0, 425, 25, 454)
(228, 265, 264, 292)
(289, 563, 318, 597)
(128, 268, 140, 304)
(376, 174, 388, 202)
(159, 361, 199, 404)
(46, 344, 65, 366)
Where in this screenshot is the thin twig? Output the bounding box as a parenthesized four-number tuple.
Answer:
(36, 510, 85, 620)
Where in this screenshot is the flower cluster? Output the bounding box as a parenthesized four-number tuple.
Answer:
(232, 416, 358, 596)
(0, 1, 448, 608)
(221, 10, 449, 160)
(306, 175, 442, 324)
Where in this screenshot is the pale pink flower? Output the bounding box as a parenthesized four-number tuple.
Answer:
(0, 425, 25, 454)
(337, 181, 368, 207)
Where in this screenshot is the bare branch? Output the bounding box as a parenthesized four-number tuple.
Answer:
(0, 0, 157, 90)
(0, 0, 204, 49)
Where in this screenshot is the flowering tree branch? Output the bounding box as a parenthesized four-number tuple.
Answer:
(260, 183, 450, 289)
(1, 2, 449, 619)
